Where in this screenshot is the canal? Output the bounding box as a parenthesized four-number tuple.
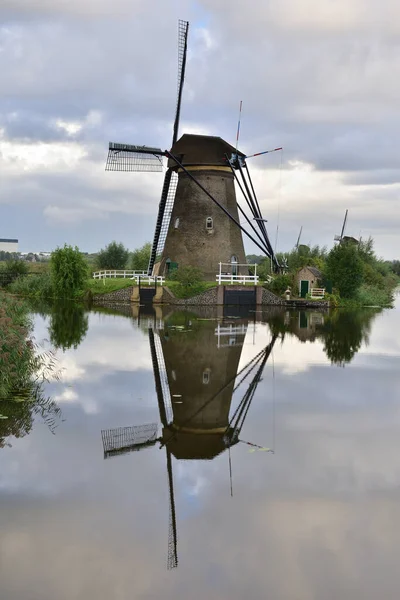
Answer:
(1, 298, 400, 599)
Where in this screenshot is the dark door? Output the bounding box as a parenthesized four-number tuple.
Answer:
(300, 280, 309, 298)
(140, 287, 156, 304)
(224, 288, 256, 305)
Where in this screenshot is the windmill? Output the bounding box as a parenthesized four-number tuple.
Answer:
(101, 315, 278, 570)
(334, 209, 348, 243)
(295, 226, 303, 250)
(106, 20, 281, 279)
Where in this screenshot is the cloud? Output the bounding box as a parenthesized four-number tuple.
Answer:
(0, 0, 399, 257)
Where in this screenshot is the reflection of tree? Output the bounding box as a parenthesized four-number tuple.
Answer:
(266, 308, 380, 366)
(319, 310, 379, 366)
(0, 386, 62, 448)
(49, 301, 89, 351)
(0, 293, 62, 448)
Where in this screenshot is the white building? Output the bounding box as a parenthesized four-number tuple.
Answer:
(0, 239, 19, 252)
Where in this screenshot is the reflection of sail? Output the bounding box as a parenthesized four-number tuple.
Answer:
(100, 313, 276, 570)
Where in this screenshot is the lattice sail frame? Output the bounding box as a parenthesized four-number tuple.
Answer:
(101, 423, 159, 457)
(106, 143, 165, 173)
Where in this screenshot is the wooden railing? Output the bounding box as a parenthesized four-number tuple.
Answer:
(310, 287, 325, 298)
(93, 270, 147, 279)
(92, 271, 165, 285)
(216, 273, 259, 285)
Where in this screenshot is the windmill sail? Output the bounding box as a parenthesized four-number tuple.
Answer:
(105, 143, 165, 173)
(147, 20, 189, 275)
(101, 423, 158, 457)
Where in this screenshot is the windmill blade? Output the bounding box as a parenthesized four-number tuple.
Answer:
(166, 449, 178, 569)
(106, 142, 165, 172)
(172, 20, 189, 144)
(147, 20, 189, 275)
(101, 424, 159, 458)
(296, 226, 303, 249)
(340, 209, 348, 239)
(147, 169, 178, 274)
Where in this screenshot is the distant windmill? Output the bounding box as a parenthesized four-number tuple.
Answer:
(334, 209, 348, 243)
(295, 226, 303, 250)
(106, 20, 281, 278)
(101, 317, 277, 570)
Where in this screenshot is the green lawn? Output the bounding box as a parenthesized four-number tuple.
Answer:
(86, 279, 136, 295)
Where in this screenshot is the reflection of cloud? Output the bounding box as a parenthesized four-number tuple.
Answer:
(240, 323, 328, 375)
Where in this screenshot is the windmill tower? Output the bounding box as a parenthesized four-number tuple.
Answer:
(106, 20, 281, 279)
(101, 314, 277, 569)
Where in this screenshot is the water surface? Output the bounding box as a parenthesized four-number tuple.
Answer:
(1, 299, 400, 599)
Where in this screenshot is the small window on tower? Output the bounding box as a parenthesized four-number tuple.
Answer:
(174, 217, 180, 229)
(202, 369, 211, 384)
(206, 217, 213, 231)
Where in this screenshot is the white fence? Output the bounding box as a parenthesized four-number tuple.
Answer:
(310, 287, 325, 299)
(93, 270, 147, 279)
(216, 262, 259, 285)
(93, 270, 165, 285)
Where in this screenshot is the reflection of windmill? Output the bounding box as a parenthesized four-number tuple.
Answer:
(106, 20, 281, 278)
(101, 319, 278, 570)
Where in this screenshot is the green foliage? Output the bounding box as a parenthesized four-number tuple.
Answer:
(278, 245, 328, 273)
(0, 292, 62, 444)
(48, 301, 89, 351)
(320, 309, 378, 366)
(96, 241, 129, 270)
(166, 280, 212, 299)
(355, 284, 394, 307)
(7, 273, 54, 298)
(50, 245, 88, 298)
(390, 260, 400, 276)
(265, 273, 294, 296)
(86, 278, 135, 295)
(130, 242, 151, 271)
(3, 259, 29, 277)
(167, 267, 208, 298)
(169, 266, 203, 286)
(324, 243, 364, 298)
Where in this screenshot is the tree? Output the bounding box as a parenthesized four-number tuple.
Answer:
(130, 242, 151, 271)
(96, 241, 129, 270)
(50, 245, 88, 297)
(324, 243, 363, 298)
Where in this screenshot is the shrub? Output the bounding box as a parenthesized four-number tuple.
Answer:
(169, 266, 203, 287)
(8, 273, 54, 298)
(97, 241, 129, 270)
(324, 243, 363, 298)
(265, 273, 294, 296)
(130, 242, 151, 271)
(356, 284, 394, 307)
(50, 245, 87, 298)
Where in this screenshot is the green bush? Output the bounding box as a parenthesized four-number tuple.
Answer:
(96, 241, 129, 270)
(51, 245, 87, 298)
(324, 243, 363, 298)
(356, 284, 394, 307)
(7, 273, 54, 298)
(169, 266, 203, 286)
(130, 242, 151, 271)
(265, 273, 294, 296)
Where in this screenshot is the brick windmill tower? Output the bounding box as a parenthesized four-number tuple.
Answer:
(106, 20, 280, 279)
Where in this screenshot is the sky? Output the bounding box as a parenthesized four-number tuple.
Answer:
(0, 0, 399, 258)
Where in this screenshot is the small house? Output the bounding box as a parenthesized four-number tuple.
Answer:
(296, 266, 322, 298)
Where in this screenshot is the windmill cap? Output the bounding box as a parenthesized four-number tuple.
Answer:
(168, 133, 245, 169)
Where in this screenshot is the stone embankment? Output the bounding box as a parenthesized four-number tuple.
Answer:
(92, 285, 330, 308)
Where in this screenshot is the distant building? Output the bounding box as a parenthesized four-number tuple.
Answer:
(296, 266, 322, 298)
(0, 239, 18, 253)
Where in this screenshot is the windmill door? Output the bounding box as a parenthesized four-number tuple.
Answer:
(300, 280, 309, 298)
